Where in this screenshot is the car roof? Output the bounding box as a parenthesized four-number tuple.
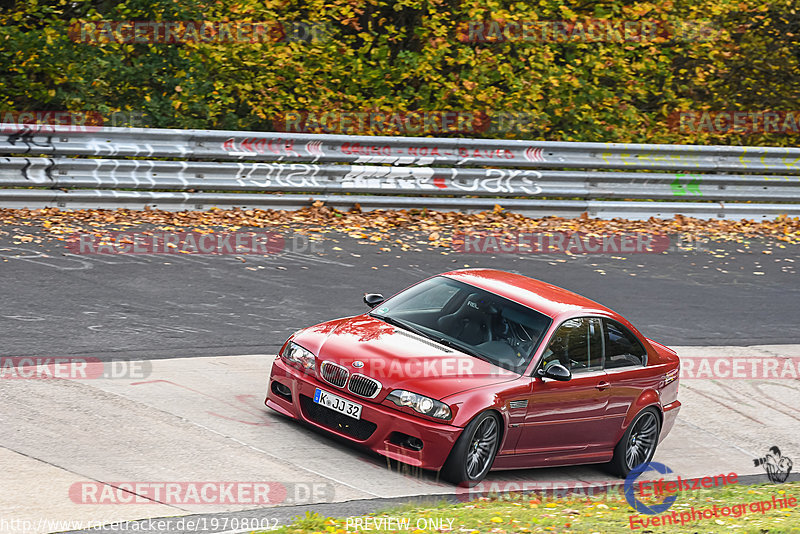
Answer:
(441, 268, 618, 320)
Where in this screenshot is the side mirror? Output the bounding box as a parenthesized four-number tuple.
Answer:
(537, 362, 571, 381)
(363, 293, 385, 308)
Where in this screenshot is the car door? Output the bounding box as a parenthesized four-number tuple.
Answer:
(601, 318, 649, 447)
(515, 317, 611, 459)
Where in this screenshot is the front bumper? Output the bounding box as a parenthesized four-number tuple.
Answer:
(266, 357, 463, 470)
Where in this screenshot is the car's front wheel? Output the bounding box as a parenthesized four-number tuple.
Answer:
(607, 407, 661, 477)
(441, 411, 501, 487)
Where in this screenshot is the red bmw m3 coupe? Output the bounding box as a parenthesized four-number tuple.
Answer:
(266, 269, 681, 486)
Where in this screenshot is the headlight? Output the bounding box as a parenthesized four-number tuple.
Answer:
(386, 389, 451, 420)
(281, 342, 316, 372)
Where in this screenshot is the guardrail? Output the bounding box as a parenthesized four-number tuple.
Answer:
(2, 123, 799, 219)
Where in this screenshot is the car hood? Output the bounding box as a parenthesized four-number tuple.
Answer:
(291, 315, 519, 400)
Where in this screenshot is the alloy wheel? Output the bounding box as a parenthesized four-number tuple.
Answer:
(465, 416, 499, 479)
(625, 411, 659, 470)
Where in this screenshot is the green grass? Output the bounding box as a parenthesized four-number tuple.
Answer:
(260, 481, 800, 534)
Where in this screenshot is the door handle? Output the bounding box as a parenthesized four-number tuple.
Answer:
(596, 381, 610, 390)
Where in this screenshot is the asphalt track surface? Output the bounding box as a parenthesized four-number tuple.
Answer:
(1, 230, 798, 360)
(1, 228, 799, 534)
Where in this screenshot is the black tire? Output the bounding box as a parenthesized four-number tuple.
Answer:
(607, 407, 661, 478)
(440, 411, 501, 487)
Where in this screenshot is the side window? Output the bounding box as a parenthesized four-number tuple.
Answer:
(604, 319, 647, 369)
(541, 317, 603, 373)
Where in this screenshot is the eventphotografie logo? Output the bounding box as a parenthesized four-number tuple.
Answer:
(625, 462, 738, 517)
(627, 462, 794, 531)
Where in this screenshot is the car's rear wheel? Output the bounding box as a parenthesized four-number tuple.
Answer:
(441, 411, 501, 487)
(607, 407, 661, 478)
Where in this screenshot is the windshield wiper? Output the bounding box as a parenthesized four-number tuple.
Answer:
(371, 314, 431, 339)
(372, 313, 491, 363)
(431, 336, 490, 362)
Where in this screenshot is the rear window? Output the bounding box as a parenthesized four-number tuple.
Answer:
(604, 319, 647, 368)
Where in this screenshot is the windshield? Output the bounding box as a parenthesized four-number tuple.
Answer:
(371, 276, 552, 374)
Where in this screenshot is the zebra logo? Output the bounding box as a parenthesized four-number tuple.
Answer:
(304, 140, 325, 160)
(524, 147, 545, 162)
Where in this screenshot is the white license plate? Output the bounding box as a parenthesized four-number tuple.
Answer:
(314, 388, 362, 420)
